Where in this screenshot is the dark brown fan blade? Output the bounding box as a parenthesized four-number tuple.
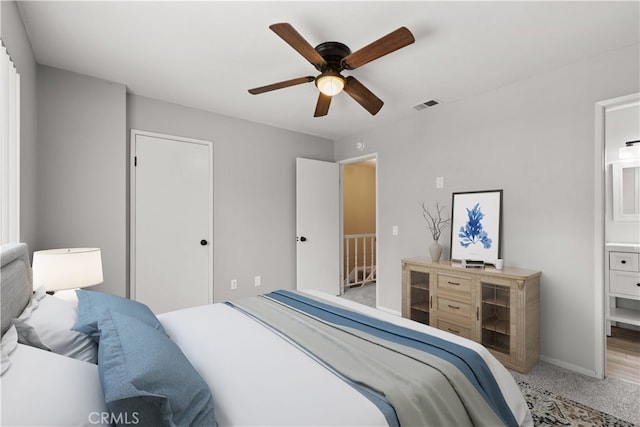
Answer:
(248, 76, 315, 95)
(314, 93, 332, 117)
(269, 23, 327, 69)
(342, 27, 415, 70)
(343, 76, 383, 115)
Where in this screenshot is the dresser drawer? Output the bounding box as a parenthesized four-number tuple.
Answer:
(437, 296, 473, 318)
(610, 252, 639, 272)
(610, 270, 640, 298)
(437, 319, 471, 339)
(437, 273, 473, 296)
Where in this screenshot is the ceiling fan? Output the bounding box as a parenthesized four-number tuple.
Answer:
(248, 23, 415, 117)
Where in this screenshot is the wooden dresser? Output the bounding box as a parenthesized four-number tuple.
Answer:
(402, 258, 541, 373)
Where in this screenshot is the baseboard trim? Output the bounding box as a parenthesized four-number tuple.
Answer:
(539, 355, 600, 379)
(376, 305, 401, 317)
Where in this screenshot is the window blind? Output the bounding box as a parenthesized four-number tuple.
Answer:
(0, 41, 20, 244)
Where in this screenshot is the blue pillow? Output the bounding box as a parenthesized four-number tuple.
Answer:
(97, 310, 216, 427)
(72, 290, 167, 341)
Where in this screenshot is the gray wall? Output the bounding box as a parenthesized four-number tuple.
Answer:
(37, 66, 127, 296)
(335, 44, 640, 375)
(127, 95, 333, 302)
(30, 62, 334, 304)
(8, 0, 334, 303)
(1, 0, 37, 252)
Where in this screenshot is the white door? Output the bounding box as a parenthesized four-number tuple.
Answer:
(131, 130, 213, 314)
(296, 158, 340, 295)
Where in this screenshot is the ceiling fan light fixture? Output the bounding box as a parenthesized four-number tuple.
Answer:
(250, 23, 415, 116)
(315, 72, 346, 96)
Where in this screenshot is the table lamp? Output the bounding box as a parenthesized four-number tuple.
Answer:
(32, 248, 103, 292)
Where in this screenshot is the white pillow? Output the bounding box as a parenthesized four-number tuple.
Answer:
(12, 286, 97, 363)
(52, 288, 80, 305)
(1, 343, 110, 426)
(1, 325, 18, 375)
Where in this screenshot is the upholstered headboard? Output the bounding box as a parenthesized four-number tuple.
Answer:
(1, 243, 33, 335)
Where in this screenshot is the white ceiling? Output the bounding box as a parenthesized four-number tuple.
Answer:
(16, 1, 640, 140)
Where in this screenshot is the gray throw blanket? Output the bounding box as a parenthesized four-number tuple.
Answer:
(228, 295, 507, 426)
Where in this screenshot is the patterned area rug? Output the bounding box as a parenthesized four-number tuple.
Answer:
(518, 381, 635, 426)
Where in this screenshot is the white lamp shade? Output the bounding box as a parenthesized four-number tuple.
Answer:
(33, 248, 103, 291)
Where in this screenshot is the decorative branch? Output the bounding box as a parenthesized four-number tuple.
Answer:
(420, 201, 451, 241)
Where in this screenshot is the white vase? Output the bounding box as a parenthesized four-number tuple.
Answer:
(429, 241, 443, 262)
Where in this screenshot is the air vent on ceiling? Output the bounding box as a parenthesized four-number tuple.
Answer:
(413, 99, 439, 111)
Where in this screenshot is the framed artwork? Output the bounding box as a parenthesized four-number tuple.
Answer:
(450, 190, 502, 263)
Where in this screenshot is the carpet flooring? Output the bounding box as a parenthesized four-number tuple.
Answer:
(341, 283, 377, 307)
(511, 361, 639, 425)
(519, 380, 636, 426)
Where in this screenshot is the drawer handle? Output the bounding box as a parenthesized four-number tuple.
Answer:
(447, 281, 461, 286)
(637, 283, 640, 287)
(447, 328, 460, 334)
(429, 295, 433, 308)
(621, 260, 627, 264)
(447, 304, 460, 310)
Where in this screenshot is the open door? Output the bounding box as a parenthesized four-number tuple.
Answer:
(296, 158, 340, 295)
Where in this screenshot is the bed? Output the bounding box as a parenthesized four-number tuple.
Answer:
(1, 243, 532, 426)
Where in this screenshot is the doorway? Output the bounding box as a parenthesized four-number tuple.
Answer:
(596, 94, 640, 383)
(340, 155, 377, 308)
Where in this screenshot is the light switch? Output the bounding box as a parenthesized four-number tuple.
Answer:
(392, 225, 398, 236)
(436, 176, 444, 189)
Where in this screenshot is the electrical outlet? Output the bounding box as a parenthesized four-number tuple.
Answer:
(231, 279, 237, 290)
(254, 276, 261, 287)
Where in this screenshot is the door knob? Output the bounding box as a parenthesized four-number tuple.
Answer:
(200, 240, 208, 246)
(298, 236, 307, 242)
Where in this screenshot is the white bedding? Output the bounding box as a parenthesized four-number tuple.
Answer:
(159, 290, 532, 427)
(0, 343, 109, 427)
